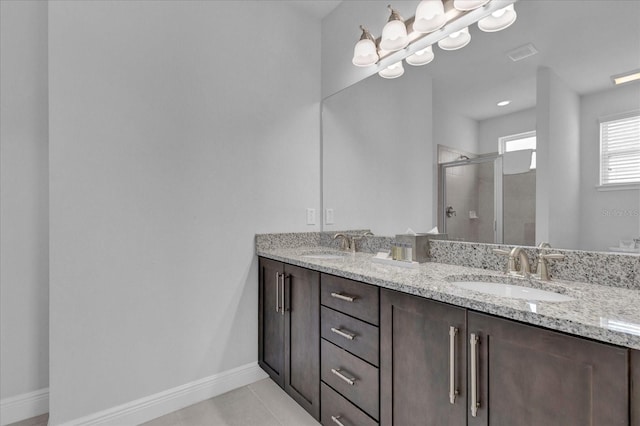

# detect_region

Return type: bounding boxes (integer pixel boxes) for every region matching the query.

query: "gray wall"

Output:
[579,85,640,250]
[478,108,536,155]
[46,1,320,424]
[323,67,434,235]
[536,67,581,249]
[0,0,50,407]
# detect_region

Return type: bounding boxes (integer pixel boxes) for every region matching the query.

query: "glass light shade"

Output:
[413,0,446,33]
[406,45,435,66]
[352,38,378,67]
[378,61,405,79]
[453,0,490,11]
[437,27,471,50]
[478,4,517,32]
[380,19,409,52]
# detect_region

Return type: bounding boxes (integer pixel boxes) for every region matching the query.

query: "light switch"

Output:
[306,208,316,225]
[325,208,334,225]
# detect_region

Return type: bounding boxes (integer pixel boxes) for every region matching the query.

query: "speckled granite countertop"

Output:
[257,246,640,350]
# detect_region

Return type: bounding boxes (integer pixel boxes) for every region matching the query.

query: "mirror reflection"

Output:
[322,0,640,252]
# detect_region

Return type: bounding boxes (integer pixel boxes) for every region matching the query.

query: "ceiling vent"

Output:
[507,43,538,62]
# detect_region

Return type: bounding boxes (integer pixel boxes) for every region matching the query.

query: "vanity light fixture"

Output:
[378,61,405,79]
[352,0,518,78]
[611,69,640,86]
[352,26,379,67]
[437,27,471,50]
[497,100,511,106]
[478,3,517,32]
[406,45,435,66]
[380,5,409,52]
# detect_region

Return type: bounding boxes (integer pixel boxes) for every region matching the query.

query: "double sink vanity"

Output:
[256,232,640,425]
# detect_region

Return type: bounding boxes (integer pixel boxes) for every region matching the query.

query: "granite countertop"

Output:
[257,246,640,350]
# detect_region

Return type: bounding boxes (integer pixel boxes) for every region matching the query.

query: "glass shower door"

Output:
[441,158,498,244]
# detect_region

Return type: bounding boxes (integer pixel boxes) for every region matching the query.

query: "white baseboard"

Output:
[55,362,268,426]
[0,387,49,426]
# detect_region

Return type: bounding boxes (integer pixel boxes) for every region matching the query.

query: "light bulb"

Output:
[413,0,446,33]
[352,26,378,67]
[478,4,517,32]
[380,6,409,52]
[437,27,470,50]
[406,45,435,66]
[453,0,490,11]
[378,61,405,79]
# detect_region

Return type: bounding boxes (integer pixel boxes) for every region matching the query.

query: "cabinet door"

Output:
[632,349,640,426]
[284,263,320,420]
[380,289,467,426]
[468,312,629,426]
[258,258,285,387]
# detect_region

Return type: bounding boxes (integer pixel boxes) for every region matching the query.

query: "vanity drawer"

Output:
[321,339,379,420]
[321,382,378,426]
[321,274,379,325]
[321,306,379,366]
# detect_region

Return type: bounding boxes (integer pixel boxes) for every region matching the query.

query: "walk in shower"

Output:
[439,154,536,246]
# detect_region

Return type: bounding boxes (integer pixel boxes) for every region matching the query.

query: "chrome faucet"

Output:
[493,246,531,277]
[534,242,565,281]
[333,231,374,253]
[333,233,351,251]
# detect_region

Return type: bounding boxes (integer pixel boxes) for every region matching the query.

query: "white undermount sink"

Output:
[301,253,346,260]
[451,281,574,302]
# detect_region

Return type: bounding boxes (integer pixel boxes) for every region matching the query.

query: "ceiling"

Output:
[288,0,342,19]
[418,0,640,121]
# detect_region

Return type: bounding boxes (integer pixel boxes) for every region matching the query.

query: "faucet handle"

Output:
[493,249,510,256]
[535,252,565,281]
[333,233,350,251]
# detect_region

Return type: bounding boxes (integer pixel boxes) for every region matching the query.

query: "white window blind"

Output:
[600,112,640,186]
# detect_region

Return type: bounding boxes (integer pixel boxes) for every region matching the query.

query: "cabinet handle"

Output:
[331,415,346,426]
[331,327,355,340]
[470,333,480,417]
[330,292,357,302]
[331,368,356,386]
[449,326,458,404]
[281,274,287,316]
[275,272,280,313]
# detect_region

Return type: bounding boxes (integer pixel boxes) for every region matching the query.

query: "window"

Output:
[499,130,536,169]
[600,111,640,187]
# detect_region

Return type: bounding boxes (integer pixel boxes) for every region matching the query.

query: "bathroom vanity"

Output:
[257,234,640,426]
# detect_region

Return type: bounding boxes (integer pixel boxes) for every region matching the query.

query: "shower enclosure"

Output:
[439,155,536,246]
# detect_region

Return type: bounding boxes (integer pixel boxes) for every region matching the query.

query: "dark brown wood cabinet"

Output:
[380,289,467,426]
[629,349,639,426]
[467,312,629,426]
[258,258,320,420]
[260,260,635,426]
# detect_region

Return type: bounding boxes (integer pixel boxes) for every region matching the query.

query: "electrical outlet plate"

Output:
[306,208,316,225]
[325,208,334,225]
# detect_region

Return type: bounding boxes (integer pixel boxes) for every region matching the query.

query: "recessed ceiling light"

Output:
[497,100,511,107]
[612,69,640,86]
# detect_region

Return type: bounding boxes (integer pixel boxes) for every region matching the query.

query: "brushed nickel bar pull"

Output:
[470,333,479,417]
[331,415,346,426]
[331,327,356,340]
[275,272,280,313]
[281,274,286,316]
[449,326,458,404]
[330,292,356,302]
[331,368,356,386]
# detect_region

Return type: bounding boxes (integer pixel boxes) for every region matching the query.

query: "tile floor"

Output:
[8,379,320,426]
